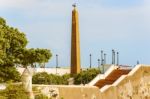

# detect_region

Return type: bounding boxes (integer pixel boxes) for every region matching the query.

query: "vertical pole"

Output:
[90,54,92,68]
[112,49,114,64]
[104,53,106,64]
[98,59,100,72]
[137,60,139,65]
[56,54,58,74]
[80,68,83,84]
[101,50,103,65]
[102,59,105,74]
[117,52,119,65]
[113,50,115,65]
[98,59,100,68]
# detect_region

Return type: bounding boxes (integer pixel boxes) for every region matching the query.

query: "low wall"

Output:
[17,68,70,75]
[33,85,102,99]
[31,65,150,99]
[101,65,150,99]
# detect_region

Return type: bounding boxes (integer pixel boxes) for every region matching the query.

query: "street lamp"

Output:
[56,54,58,74]
[113,50,115,65]
[89,54,92,68]
[137,60,139,65]
[101,50,103,65]
[98,59,100,72]
[104,53,106,64]
[112,49,116,65]
[98,59,100,67]
[117,52,119,65]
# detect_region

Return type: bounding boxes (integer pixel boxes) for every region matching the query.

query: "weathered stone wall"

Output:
[17,68,70,75]
[32,65,150,99]
[101,65,150,99]
[33,85,102,99]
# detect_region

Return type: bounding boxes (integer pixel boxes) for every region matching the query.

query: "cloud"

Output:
[78,0,150,42]
[0,0,150,66]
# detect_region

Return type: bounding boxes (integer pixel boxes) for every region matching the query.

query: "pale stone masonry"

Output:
[33,65,150,99]
[100,65,150,99]
[17,68,70,75]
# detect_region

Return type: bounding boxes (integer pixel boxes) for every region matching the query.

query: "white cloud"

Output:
[1,0,150,66]
[0,0,33,8]
[78,0,150,42]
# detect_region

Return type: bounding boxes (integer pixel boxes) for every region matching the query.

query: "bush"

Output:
[0,84,29,99]
[35,94,48,99]
[32,68,100,85]
[74,68,100,84]
[0,66,21,83]
[32,72,70,85]
[32,72,50,84]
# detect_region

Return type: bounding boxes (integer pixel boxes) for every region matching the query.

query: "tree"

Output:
[0,17,28,67]
[32,72,70,85]
[74,68,100,84]
[0,66,21,82]
[15,48,52,68]
[0,17,28,82]
[0,84,29,99]
[0,17,52,82]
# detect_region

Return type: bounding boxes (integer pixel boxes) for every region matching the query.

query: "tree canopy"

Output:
[32,72,70,85]
[0,17,28,66]
[0,17,52,82]
[15,48,52,68]
[74,68,100,84]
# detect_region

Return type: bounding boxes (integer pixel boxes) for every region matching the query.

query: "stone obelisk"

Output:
[71,4,81,74]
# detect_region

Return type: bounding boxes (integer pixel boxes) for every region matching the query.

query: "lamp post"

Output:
[102,59,105,74]
[98,59,100,67]
[113,50,115,65]
[98,59,100,72]
[112,49,114,64]
[112,49,116,65]
[89,54,92,68]
[137,60,139,65]
[104,53,106,64]
[56,54,58,74]
[101,50,103,65]
[117,52,119,65]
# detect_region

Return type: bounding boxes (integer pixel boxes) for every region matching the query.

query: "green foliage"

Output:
[0,84,29,99]
[32,72,50,84]
[0,17,27,82]
[0,17,28,67]
[35,94,48,99]
[62,74,71,85]
[32,72,70,85]
[15,48,52,68]
[74,68,100,84]
[32,69,100,85]
[0,66,21,83]
[0,17,52,82]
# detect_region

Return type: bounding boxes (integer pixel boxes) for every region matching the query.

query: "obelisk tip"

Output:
[72,3,76,8]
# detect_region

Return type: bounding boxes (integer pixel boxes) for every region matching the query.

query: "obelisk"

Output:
[71,4,81,75]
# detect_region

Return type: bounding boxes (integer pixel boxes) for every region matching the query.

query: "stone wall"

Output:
[33,85,102,99]
[17,68,70,75]
[32,65,150,99]
[101,65,150,99]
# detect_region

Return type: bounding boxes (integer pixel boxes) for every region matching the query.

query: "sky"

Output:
[0,0,150,68]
